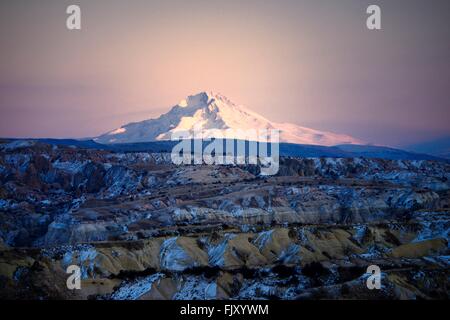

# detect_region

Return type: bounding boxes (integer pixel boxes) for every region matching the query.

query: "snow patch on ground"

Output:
[111,273,164,300]
[352,225,367,244]
[238,280,275,300]
[172,276,217,300]
[279,244,300,264]
[413,212,449,245]
[61,245,98,279]
[1,140,35,151]
[109,128,127,135]
[254,230,274,250]
[53,160,87,174]
[160,237,193,271]
[208,234,236,267]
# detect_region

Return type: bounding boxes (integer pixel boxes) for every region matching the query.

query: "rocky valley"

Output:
[0,140,449,300]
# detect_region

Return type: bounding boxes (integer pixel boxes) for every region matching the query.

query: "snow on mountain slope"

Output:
[95,91,363,146]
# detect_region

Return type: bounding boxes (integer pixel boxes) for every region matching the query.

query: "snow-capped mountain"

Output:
[95,91,363,146]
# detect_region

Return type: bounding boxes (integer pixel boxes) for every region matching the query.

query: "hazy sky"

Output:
[0,0,449,146]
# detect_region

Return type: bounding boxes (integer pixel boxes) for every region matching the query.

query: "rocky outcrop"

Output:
[1,218,448,299]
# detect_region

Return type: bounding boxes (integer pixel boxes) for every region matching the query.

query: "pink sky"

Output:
[0,0,449,147]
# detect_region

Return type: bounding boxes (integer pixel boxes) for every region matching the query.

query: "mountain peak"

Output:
[95,92,363,146]
[177,91,209,108]
[177,91,234,109]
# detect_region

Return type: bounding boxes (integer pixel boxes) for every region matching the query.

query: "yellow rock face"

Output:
[389,238,447,258]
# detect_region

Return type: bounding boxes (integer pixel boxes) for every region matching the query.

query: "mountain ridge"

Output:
[2,138,446,162]
[405,136,450,159]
